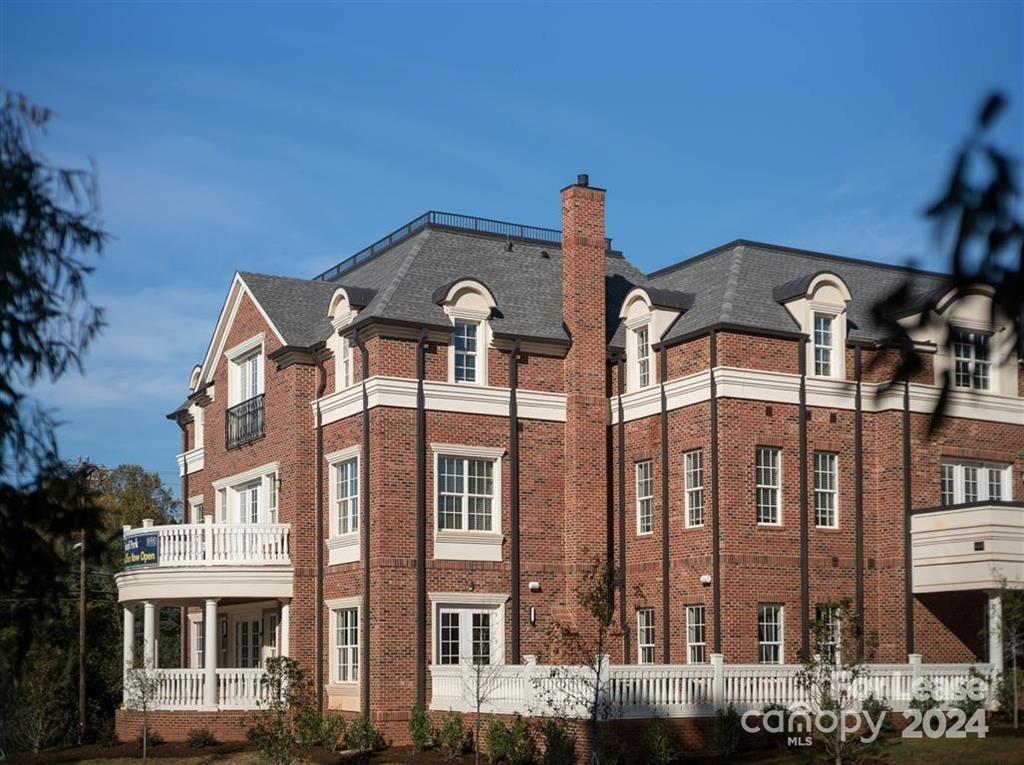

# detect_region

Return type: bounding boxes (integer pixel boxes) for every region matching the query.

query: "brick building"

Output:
[115,176,1024,743]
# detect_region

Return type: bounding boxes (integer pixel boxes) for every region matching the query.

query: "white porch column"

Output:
[142,601,156,669]
[280,599,290,657]
[988,591,1004,676]
[122,606,135,704]
[204,599,218,708]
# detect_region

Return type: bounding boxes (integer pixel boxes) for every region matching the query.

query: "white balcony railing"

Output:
[123,519,290,568]
[126,667,269,710]
[430,657,994,719]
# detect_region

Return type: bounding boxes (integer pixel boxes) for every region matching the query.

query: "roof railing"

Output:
[313,211,614,282]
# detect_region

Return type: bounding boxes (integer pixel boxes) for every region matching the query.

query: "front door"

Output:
[262,611,279,665]
[235,618,261,668]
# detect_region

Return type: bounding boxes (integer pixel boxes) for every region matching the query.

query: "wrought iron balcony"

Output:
[226,393,264,449]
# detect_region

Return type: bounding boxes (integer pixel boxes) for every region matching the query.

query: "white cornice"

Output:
[325,445,360,464]
[431,443,506,459]
[428,591,509,606]
[177,447,205,476]
[325,595,361,610]
[212,461,280,491]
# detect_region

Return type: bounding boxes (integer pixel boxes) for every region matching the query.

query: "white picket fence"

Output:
[429,656,994,719]
[124,518,290,567]
[127,667,270,710]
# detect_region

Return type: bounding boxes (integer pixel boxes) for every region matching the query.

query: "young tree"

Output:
[534,557,624,764]
[796,597,877,765]
[460,655,505,765]
[123,661,162,765]
[991,575,1024,729]
[244,656,309,765]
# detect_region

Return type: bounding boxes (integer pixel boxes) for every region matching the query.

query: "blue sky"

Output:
[2,1,1021,490]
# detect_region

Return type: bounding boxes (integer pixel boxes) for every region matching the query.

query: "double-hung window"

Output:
[637,608,655,664]
[813,314,834,376]
[814,452,838,528]
[758,604,783,664]
[334,608,359,682]
[815,604,840,664]
[756,447,781,525]
[338,337,353,389]
[952,329,991,391]
[438,456,495,532]
[335,458,359,535]
[453,321,479,383]
[684,450,704,527]
[636,326,651,388]
[636,461,654,535]
[686,605,707,663]
[940,460,1010,506]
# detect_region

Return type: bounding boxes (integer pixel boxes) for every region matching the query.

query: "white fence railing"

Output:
[123,518,290,567]
[125,667,269,710]
[429,655,994,719]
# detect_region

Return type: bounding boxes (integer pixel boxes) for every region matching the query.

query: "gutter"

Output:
[353,331,372,714]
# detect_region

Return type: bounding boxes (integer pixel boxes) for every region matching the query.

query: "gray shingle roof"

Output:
[231,229,950,357]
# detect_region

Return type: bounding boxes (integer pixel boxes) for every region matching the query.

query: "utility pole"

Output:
[78,526,86,744]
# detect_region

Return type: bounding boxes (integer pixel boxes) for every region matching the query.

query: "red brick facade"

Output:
[136,183,1023,745]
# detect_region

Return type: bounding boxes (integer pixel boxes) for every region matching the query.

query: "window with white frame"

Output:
[195,619,204,668]
[217,488,227,523]
[453,320,480,383]
[636,460,654,535]
[758,604,783,664]
[437,455,495,532]
[189,497,204,524]
[338,336,354,389]
[686,605,707,663]
[235,618,260,668]
[684,450,704,527]
[334,607,359,682]
[813,314,834,376]
[240,481,260,524]
[267,478,277,523]
[637,608,655,664]
[814,452,838,528]
[636,325,652,389]
[335,458,359,535]
[815,603,840,664]
[233,350,261,404]
[756,447,781,525]
[213,465,279,525]
[940,460,1010,506]
[435,605,501,666]
[952,329,991,391]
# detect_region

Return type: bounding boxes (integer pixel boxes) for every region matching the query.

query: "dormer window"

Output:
[636,325,651,388]
[453,320,479,383]
[237,351,260,402]
[952,328,991,390]
[813,314,834,376]
[338,336,354,389]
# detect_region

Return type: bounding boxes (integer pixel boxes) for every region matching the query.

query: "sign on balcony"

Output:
[124,532,160,568]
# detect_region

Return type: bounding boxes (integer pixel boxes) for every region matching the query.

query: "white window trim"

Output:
[625,315,654,392]
[212,461,280,525]
[326,445,361,564]
[813,452,839,529]
[431,444,504,561]
[758,604,784,665]
[951,327,993,392]
[637,608,655,664]
[686,604,707,664]
[756,447,783,526]
[684,449,704,528]
[940,460,1011,505]
[326,596,361,685]
[225,333,265,406]
[188,495,205,524]
[428,592,507,667]
[446,306,491,386]
[812,312,836,378]
[636,460,654,536]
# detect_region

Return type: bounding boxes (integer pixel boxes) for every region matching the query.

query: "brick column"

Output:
[561,175,609,627]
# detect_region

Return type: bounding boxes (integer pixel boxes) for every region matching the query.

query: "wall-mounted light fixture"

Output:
[528,581,541,592]
[699,574,712,586]
[530,606,537,625]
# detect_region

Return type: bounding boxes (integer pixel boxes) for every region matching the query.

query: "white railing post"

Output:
[711,653,725,710]
[203,515,214,564]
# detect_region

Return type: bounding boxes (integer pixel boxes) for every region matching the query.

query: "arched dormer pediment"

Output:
[188,365,202,394]
[328,285,376,330]
[433,278,498,317]
[773,270,852,307]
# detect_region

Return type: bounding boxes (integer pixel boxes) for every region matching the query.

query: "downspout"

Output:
[616,356,629,663]
[854,345,865,658]
[354,332,372,714]
[508,340,522,665]
[799,337,810,657]
[314,352,328,713]
[710,331,722,654]
[415,330,427,705]
[902,375,914,655]
[659,347,670,663]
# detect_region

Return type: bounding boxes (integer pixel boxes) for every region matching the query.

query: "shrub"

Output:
[595,733,626,765]
[996,667,1024,718]
[186,727,218,748]
[436,713,471,759]
[485,715,535,765]
[861,693,893,734]
[409,704,434,752]
[954,668,988,719]
[641,717,679,765]
[538,719,573,765]
[759,702,791,750]
[713,704,742,759]
[137,727,164,746]
[296,707,347,748]
[345,715,384,752]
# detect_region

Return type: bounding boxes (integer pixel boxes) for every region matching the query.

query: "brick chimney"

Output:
[561,173,609,612]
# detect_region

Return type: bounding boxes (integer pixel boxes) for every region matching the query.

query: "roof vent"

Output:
[577,173,589,187]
